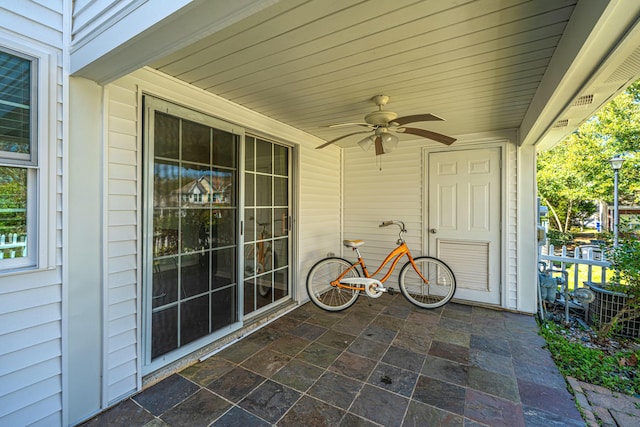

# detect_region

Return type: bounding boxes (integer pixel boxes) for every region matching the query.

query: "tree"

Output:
[538,81,640,232]
[0,166,27,236]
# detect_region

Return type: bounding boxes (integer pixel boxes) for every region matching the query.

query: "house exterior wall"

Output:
[0,2,64,426]
[63,66,344,423]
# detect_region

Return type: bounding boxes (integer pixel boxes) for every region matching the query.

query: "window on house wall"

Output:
[0,48,36,270]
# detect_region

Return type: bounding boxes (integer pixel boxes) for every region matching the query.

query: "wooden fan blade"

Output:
[328,122,372,128]
[393,113,444,126]
[374,136,384,155]
[316,131,371,149]
[398,127,456,145]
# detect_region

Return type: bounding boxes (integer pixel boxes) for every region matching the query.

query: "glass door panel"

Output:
[145,100,240,366]
[244,136,290,315]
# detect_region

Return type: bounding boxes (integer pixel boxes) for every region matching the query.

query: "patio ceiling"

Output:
[72,0,640,149]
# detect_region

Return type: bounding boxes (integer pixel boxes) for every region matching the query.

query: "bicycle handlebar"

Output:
[379,220,407,233]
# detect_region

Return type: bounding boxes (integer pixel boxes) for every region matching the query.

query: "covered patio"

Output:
[80,296,583,426]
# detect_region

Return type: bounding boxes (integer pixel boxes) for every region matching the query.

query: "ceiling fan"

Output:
[316,95,456,155]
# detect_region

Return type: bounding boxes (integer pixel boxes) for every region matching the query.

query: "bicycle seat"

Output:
[343,239,364,248]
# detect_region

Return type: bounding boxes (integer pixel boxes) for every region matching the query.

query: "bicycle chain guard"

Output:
[339,277,385,298]
[365,280,384,298]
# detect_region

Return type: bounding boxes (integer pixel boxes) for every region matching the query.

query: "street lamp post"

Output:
[609,155,625,247]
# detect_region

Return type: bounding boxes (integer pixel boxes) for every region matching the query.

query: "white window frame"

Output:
[0,35,56,273]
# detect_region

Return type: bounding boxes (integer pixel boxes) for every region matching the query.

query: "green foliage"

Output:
[546,229,574,246]
[609,239,640,289]
[538,80,640,232]
[0,166,27,235]
[540,321,640,395]
[597,238,640,337]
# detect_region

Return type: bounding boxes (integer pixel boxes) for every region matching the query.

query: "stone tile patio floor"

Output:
[82,294,596,426]
[569,377,640,427]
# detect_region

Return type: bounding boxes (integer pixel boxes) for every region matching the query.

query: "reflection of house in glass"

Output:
[179,175,231,205]
[152,168,233,208]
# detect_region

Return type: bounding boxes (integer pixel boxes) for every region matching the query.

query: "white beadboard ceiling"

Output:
[74,0,640,149]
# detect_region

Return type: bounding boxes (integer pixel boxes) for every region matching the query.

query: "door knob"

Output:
[430,228,437,234]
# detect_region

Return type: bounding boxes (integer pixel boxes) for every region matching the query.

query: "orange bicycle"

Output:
[245,218,274,297]
[306,220,456,311]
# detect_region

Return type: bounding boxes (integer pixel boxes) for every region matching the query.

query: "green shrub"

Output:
[547,229,574,246]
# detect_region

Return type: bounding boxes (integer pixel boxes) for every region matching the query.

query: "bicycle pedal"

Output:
[387,287,396,295]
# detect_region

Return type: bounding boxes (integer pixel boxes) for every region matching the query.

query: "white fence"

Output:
[0,233,27,258]
[539,243,611,289]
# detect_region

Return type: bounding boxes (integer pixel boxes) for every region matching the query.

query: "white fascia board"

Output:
[70,0,277,84]
[519,0,640,148]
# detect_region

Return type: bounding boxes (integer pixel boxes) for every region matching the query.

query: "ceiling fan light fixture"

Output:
[358,135,375,151]
[381,133,399,152]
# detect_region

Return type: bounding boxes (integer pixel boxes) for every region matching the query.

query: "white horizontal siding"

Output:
[1,323,61,355]
[343,142,424,273]
[0,2,64,426]
[72,0,142,43]
[102,81,140,405]
[298,143,343,296]
[506,141,518,309]
[0,4,63,46]
[0,301,61,337]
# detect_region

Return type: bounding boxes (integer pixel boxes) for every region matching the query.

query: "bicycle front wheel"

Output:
[307,257,360,311]
[399,256,456,309]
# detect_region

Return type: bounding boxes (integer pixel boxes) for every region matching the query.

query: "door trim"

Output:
[422,141,508,308]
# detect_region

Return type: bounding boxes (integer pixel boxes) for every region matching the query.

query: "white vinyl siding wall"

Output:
[342,136,520,310]
[505,140,518,309]
[104,83,140,402]
[342,144,424,272]
[298,144,342,285]
[72,0,143,42]
[0,1,64,426]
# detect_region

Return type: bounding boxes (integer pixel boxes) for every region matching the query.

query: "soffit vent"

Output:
[572,94,594,107]
[553,119,569,128]
[605,46,640,84]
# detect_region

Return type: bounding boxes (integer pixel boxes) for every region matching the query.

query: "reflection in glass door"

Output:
[144,98,241,368]
[244,136,290,314]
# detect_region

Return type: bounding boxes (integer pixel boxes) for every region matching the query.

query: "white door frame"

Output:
[422,140,508,308]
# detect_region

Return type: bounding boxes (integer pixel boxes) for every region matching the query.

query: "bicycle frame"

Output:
[331,242,428,291]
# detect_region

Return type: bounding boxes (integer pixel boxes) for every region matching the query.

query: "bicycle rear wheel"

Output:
[307,257,360,311]
[399,256,456,309]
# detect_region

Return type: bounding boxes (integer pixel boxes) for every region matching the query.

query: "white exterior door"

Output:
[428,148,501,305]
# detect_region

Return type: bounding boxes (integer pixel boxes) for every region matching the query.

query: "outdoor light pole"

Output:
[609,155,625,247]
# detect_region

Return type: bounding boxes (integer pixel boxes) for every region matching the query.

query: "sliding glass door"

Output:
[143,98,293,372]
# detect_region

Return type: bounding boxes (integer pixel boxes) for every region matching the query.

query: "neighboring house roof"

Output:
[70,1,640,151]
